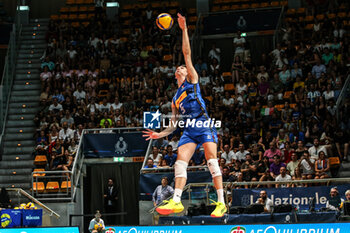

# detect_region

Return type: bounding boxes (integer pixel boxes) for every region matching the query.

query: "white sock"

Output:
[217,189,224,204]
[173,188,182,203]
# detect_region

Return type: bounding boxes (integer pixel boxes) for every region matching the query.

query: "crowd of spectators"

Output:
[33,1,350,186]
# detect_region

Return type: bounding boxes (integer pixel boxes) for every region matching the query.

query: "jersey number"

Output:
[179,102,186,114]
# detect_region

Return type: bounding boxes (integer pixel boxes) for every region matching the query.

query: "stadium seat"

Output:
[224,84,235,91]
[205,96,213,102]
[69,14,78,20]
[46,182,60,193]
[87,6,95,12]
[146,99,153,104]
[33,182,45,193]
[188,16,198,23]
[271,1,280,7]
[34,155,47,166]
[78,14,87,20]
[122,4,132,10]
[212,6,220,12]
[251,3,260,8]
[60,14,69,20]
[221,5,231,11]
[338,12,347,18]
[328,13,336,19]
[231,5,240,10]
[163,54,173,62]
[87,13,94,19]
[188,8,196,15]
[286,8,296,15]
[151,2,161,8]
[280,1,288,6]
[316,14,325,21]
[260,2,269,8]
[82,22,90,27]
[146,45,153,51]
[222,72,232,77]
[71,22,80,27]
[289,103,297,109]
[120,12,130,18]
[241,4,250,9]
[79,6,88,12]
[60,7,69,13]
[66,0,75,4]
[169,2,179,7]
[304,24,314,30]
[296,8,306,15]
[50,15,59,20]
[304,15,314,22]
[329,157,340,167]
[33,168,45,177]
[69,6,78,13]
[61,181,72,192]
[98,90,109,98]
[169,9,177,15]
[283,91,293,99]
[188,25,196,31]
[75,0,84,4]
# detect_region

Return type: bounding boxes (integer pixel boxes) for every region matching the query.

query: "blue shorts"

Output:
[178,122,218,148]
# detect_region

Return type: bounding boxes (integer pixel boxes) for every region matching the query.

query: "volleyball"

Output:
[156,13,173,30]
[1,213,11,228]
[26,202,35,209]
[94,223,102,230]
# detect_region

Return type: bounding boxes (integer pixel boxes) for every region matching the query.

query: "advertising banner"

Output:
[83,132,148,158]
[22,209,42,227]
[0,227,79,233]
[105,223,350,233]
[231,184,350,210]
[0,209,22,228]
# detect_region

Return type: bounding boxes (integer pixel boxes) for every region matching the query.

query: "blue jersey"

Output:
[172,79,218,147]
[172,79,208,120]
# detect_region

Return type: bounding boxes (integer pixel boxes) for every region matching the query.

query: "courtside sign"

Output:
[106,223,350,233]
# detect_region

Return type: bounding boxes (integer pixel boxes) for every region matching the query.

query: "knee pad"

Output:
[174,160,188,178]
[207,158,222,178]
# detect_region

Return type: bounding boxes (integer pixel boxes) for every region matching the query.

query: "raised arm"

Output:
[143,103,178,140]
[177,13,198,84]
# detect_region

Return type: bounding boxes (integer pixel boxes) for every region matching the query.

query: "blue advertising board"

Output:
[0,227,79,233]
[22,209,42,227]
[83,132,148,158]
[0,209,21,228]
[231,184,350,210]
[105,223,350,233]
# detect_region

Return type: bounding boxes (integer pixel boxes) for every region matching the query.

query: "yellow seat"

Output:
[33,168,45,177]
[60,14,68,20]
[120,12,130,18]
[329,157,340,167]
[79,6,88,12]
[251,3,259,8]
[66,0,75,4]
[87,6,95,12]
[188,25,196,31]
[69,6,78,13]
[241,4,250,9]
[316,14,325,21]
[188,8,196,15]
[68,14,78,20]
[163,54,173,62]
[170,2,179,7]
[338,12,346,18]
[328,13,336,19]
[46,182,60,193]
[296,8,306,15]
[76,0,84,4]
[71,22,80,27]
[283,91,294,99]
[34,155,47,166]
[205,96,213,102]
[212,6,220,12]
[271,1,280,7]
[98,90,109,98]
[169,9,177,15]
[189,16,198,23]
[82,22,90,27]
[33,182,45,193]
[78,14,87,20]
[50,15,59,20]
[60,7,69,13]
[304,24,314,30]
[224,84,235,91]
[87,13,95,19]
[289,103,297,109]
[222,72,232,77]
[61,181,72,192]
[260,2,269,8]
[286,8,296,15]
[304,15,314,22]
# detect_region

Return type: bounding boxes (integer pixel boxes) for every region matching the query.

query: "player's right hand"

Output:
[142,129,160,141]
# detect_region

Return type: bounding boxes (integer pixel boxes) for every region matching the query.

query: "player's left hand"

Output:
[142,129,160,141]
[177,13,187,30]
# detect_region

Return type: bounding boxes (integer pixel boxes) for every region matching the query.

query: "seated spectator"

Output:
[264,142,282,163]
[295,140,307,158]
[281,141,293,164]
[60,110,74,127]
[149,146,162,166]
[163,145,177,167]
[221,144,235,166]
[298,151,315,181]
[269,155,286,180]
[289,126,305,144]
[275,167,292,188]
[241,154,258,181]
[287,153,299,178]
[144,158,157,168]
[222,166,236,182]
[152,137,169,150]
[308,138,327,160]
[168,135,179,152]
[50,145,65,171]
[191,148,205,166]
[314,151,330,179]
[255,190,273,213]
[326,187,344,211]
[49,97,63,113]
[36,130,48,148]
[62,150,74,178]
[158,159,170,168]
[234,143,250,162]
[59,122,74,143]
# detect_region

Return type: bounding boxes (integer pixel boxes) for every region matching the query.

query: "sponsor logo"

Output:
[105,228,116,233]
[1,213,11,227]
[115,136,128,155]
[231,226,246,233]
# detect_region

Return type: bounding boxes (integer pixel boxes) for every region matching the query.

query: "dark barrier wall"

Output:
[84,162,142,228]
[139,171,212,201]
